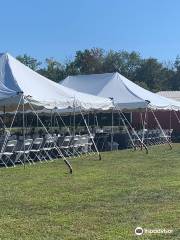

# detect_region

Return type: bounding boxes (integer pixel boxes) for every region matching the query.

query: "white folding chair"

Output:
[78,135,89,155]
[86,135,95,154]
[40,137,56,161]
[29,138,43,163]
[70,136,81,157]
[15,139,33,165]
[59,136,73,157]
[0,140,17,167]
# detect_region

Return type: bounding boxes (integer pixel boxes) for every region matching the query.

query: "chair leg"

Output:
[0,157,8,168]
[15,153,25,165]
[5,155,16,167]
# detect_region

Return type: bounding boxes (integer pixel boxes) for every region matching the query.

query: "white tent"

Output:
[61,72,180,111]
[61,73,147,110]
[0,53,113,112]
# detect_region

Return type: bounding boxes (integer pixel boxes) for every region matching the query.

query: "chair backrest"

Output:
[80,136,89,145]
[72,136,80,146]
[88,135,94,140]
[43,137,56,148]
[32,138,43,150]
[87,135,94,146]
[64,136,72,141]
[61,136,72,147]
[57,136,64,147]
[5,140,17,152]
[9,135,17,140]
[24,139,33,151]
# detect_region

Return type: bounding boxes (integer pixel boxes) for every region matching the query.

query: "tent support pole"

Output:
[116,108,136,151]
[50,110,53,134]
[130,112,133,124]
[173,110,180,124]
[93,110,96,135]
[22,94,26,168]
[111,107,114,151]
[1,94,23,154]
[141,107,148,150]
[80,107,101,160]
[3,105,5,133]
[73,100,76,137]
[73,99,76,156]
[56,110,71,135]
[0,116,6,132]
[36,112,38,128]
[170,110,172,131]
[0,94,23,167]
[88,111,90,126]
[116,107,148,154]
[151,109,172,150]
[27,100,73,174]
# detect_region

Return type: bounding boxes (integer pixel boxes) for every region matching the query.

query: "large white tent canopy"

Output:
[60,72,180,111]
[0,53,113,112]
[61,73,148,110]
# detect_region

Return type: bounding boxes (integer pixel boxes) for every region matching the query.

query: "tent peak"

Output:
[0,52,12,57]
[0,53,113,111]
[61,72,180,111]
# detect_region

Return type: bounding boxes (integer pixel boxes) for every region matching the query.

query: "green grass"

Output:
[0,144,180,240]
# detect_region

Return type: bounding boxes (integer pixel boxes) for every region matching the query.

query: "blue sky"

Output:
[0,0,180,63]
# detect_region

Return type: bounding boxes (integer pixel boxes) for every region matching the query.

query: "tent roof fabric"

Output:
[61,73,147,110]
[157,91,180,102]
[0,53,113,111]
[61,72,180,111]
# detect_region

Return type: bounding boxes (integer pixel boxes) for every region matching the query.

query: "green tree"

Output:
[65,61,80,76]
[16,49,177,92]
[103,50,142,80]
[134,58,166,91]
[73,48,105,74]
[16,54,41,71]
[38,58,66,82]
[170,56,180,90]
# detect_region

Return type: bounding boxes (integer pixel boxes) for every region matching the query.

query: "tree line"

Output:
[17,48,180,92]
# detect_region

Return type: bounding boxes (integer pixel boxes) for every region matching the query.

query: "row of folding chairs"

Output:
[0,134,94,168]
[128,129,172,148]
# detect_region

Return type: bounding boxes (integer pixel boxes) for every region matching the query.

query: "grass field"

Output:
[0,144,180,240]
